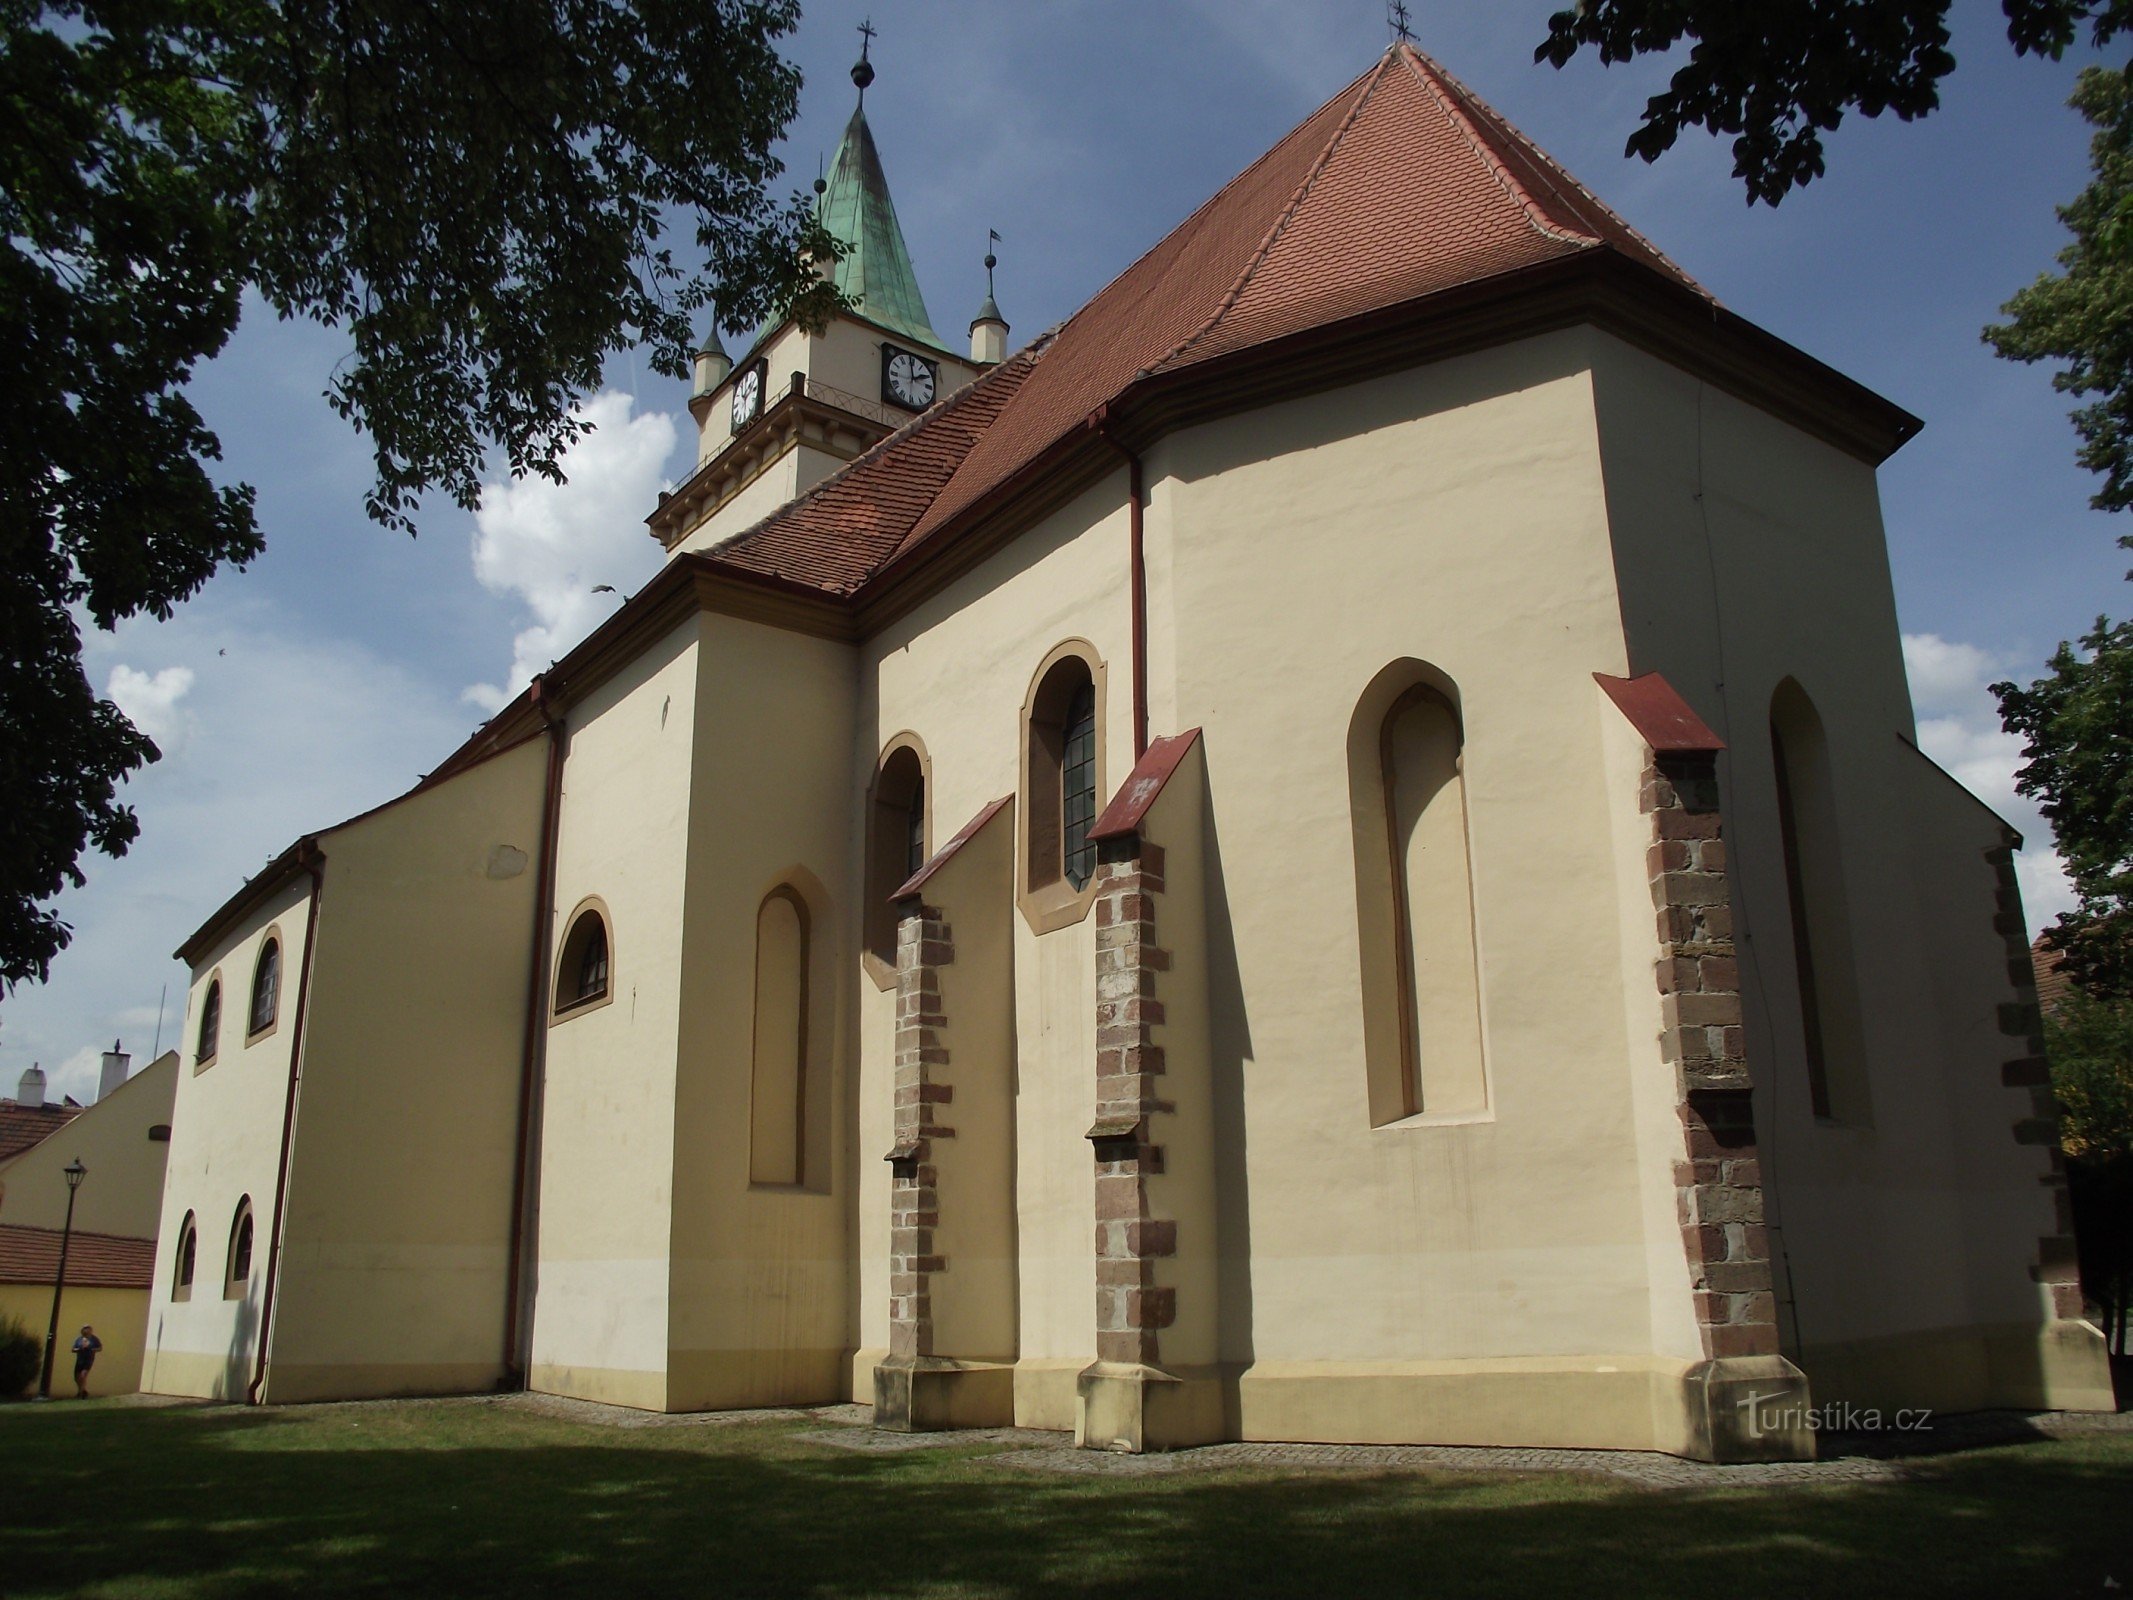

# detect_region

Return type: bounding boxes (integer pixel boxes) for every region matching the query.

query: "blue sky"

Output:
[4,0,2123,1104]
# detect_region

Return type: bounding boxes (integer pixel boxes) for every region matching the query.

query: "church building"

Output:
[139,42,2112,1460]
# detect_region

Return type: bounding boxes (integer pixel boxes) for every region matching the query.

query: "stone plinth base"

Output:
[1075,1361,1225,1453]
[1675,1355,1815,1463]
[872,1357,1014,1432]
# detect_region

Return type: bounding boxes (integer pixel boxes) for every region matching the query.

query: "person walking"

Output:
[70,1326,102,1399]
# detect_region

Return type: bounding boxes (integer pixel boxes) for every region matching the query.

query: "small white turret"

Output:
[16,1063,45,1110]
[691,319,731,400]
[970,235,1009,365]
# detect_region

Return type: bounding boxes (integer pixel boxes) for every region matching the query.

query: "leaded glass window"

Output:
[1062,683,1098,889]
[907,777,927,878]
[576,920,609,1004]
[248,939,280,1035]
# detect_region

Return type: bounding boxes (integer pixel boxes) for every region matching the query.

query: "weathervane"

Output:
[1387,0,1414,45]
[985,229,1001,297]
[853,17,877,101]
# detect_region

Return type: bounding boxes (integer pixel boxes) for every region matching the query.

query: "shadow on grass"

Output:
[1,1403,2128,1599]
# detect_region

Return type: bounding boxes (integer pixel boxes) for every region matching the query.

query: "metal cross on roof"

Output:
[1387,0,1414,44]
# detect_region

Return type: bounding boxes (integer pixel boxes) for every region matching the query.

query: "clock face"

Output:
[731,363,764,430]
[882,347,937,411]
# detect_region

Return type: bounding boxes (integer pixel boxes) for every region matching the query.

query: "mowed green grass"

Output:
[2,1399,2130,1599]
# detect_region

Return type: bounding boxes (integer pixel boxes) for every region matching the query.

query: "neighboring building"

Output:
[0,1228,156,1396]
[0,1048,180,1395]
[142,43,2111,1458]
[1,1068,82,1164]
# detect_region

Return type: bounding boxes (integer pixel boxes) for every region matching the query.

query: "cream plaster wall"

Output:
[262,738,545,1402]
[1151,330,1654,1368]
[665,615,857,1410]
[142,877,313,1400]
[858,477,1135,1416]
[530,620,702,1409]
[0,1052,176,1238]
[1588,335,2094,1405]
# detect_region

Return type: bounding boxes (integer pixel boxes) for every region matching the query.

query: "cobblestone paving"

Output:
[796,1424,1062,1453]
[486,1392,813,1430]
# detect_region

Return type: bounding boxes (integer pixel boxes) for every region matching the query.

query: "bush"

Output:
[0,1316,40,1398]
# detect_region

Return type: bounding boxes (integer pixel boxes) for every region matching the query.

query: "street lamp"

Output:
[37,1158,87,1401]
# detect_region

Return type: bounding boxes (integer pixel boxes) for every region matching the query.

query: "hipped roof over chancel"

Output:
[687,43,1913,607]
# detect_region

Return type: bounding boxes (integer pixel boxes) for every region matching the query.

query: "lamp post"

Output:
[37,1158,87,1400]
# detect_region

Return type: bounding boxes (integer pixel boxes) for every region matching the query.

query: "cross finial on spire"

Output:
[852,18,877,100]
[1387,0,1414,45]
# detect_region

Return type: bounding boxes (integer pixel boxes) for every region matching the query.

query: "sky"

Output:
[3,0,2125,1107]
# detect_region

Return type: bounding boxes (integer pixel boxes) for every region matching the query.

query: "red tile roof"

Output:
[699,44,1712,600]
[0,1225,156,1289]
[0,1100,84,1164]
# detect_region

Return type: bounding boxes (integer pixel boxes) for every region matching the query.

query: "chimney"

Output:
[99,1039,131,1102]
[16,1064,45,1110]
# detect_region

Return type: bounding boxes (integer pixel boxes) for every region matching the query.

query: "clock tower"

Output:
[655,32,996,558]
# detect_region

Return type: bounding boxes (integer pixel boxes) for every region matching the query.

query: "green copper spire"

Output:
[815,101,948,354]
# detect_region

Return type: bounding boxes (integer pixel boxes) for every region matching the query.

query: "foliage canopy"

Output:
[0,0,838,986]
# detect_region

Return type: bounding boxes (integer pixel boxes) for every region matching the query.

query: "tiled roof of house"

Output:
[0,1100,84,1164]
[699,42,1709,599]
[0,1225,156,1289]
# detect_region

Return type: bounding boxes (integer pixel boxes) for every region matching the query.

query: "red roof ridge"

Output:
[1152,56,1391,375]
[1394,45,1598,254]
[702,336,1052,593]
[1400,43,1710,301]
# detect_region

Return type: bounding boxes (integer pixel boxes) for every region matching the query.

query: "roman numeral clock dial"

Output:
[881,345,938,411]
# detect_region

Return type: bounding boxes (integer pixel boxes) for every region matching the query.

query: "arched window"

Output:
[225,1198,254,1299]
[195,978,222,1067]
[1348,663,1487,1125]
[1020,643,1106,931]
[553,902,613,1018]
[749,887,810,1186]
[247,937,281,1039]
[173,1212,197,1302]
[864,737,930,980]
[1770,680,1868,1123]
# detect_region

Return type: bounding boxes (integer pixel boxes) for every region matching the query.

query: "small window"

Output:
[864,739,930,980]
[1020,644,1106,931]
[553,903,613,1018]
[247,938,281,1038]
[225,1198,254,1299]
[173,1212,197,1302]
[195,979,222,1067]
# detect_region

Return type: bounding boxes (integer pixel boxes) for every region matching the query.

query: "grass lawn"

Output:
[2,1399,2130,1598]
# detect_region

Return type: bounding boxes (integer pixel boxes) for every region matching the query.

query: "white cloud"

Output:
[463,390,673,711]
[2,593,470,1100]
[105,664,196,749]
[1902,632,2075,923]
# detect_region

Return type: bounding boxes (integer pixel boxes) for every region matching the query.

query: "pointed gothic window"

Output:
[1770,680,1869,1123]
[247,938,281,1038]
[749,888,811,1187]
[1021,644,1105,930]
[225,1198,254,1299]
[1062,683,1098,890]
[1348,663,1489,1125]
[173,1212,197,1302]
[865,739,930,981]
